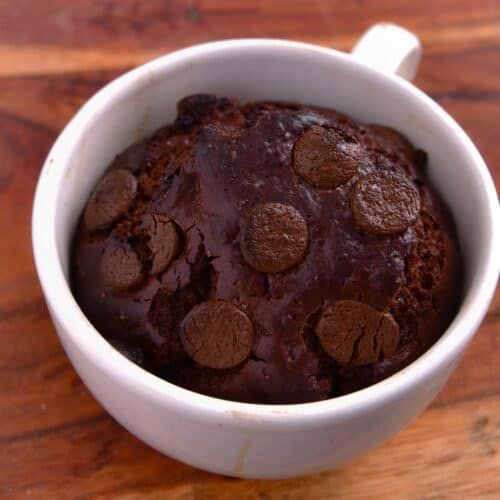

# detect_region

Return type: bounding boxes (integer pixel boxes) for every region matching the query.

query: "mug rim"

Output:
[32,38,499,427]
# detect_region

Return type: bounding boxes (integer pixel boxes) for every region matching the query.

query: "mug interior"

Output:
[38,40,497,412]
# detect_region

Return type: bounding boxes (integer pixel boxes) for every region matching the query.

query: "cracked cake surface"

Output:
[71,94,461,404]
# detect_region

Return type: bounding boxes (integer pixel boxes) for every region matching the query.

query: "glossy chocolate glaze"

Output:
[72,95,461,403]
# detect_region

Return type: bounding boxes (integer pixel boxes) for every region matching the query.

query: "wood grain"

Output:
[0,1,499,498]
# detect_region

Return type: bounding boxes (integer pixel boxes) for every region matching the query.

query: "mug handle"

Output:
[350,23,422,82]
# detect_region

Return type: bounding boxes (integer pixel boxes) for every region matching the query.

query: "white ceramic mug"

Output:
[32,24,499,478]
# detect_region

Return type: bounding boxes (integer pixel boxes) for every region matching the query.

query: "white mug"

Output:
[32,24,499,478]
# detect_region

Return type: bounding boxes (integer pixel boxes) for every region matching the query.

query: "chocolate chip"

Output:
[351,170,420,235]
[240,202,308,273]
[84,169,137,232]
[180,300,254,369]
[293,126,362,188]
[140,213,180,275]
[101,240,143,290]
[315,300,400,366]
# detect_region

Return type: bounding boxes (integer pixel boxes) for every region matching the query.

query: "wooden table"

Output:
[1,1,499,498]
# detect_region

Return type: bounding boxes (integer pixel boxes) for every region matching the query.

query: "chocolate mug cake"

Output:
[71,94,461,404]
